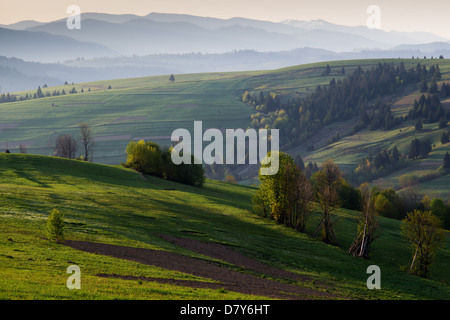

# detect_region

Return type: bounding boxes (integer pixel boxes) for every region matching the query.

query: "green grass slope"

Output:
[0,154,449,299]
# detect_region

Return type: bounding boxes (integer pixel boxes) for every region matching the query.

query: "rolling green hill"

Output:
[0,153,449,299]
[2,58,450,196]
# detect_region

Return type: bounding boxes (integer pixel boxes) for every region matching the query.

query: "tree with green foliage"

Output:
[311,159,342,244]
[401,210,445,277]
[46,209,64,243]
[125,140,204,187]
[169,74,175,82]
[253,151,313,232]
[125,140,164,176]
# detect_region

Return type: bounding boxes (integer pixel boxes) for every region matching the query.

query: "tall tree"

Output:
[347,183,378,258]
[443,152,450,169]
[79,123,94,162]
[312,159,342,244]
[253,152,313,232]
[401,210,445,277]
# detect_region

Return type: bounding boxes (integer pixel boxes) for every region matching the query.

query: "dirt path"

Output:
[64,237,337,300]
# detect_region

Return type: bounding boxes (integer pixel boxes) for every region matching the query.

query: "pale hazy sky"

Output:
[1,0,450,39]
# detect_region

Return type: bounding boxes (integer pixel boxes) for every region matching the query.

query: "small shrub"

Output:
[46,209,64,243]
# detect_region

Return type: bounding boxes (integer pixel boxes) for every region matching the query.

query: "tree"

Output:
[401,210,445,277]
[125,140,164,176]
[46,209,64,243]
[347,183,378,258]
[408,138,421,159]
[415,118,423,131]
[54,134,78,159]
[79,123,94,162]
[36,86,44,98]
[392,145,400,162]
[429,78,438,94]
[18,144,27,154]
[253,152,313,232]
[312,159,342,244]
[419,138,432,158]
[124,141,204,187]
[420,80,428,93]
[443,152,450,170]
[399,174,420,213]
[323,64,331,76]
[439,117,448,129]
[169,74,175,82]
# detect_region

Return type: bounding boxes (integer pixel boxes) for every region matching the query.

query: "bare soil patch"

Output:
[64,238,337,300]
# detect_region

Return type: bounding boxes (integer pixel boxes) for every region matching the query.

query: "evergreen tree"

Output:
[420,80,428,93]
[169,74,175,82]
[429,78,438,93]
[392,146,400,162]
[439,117,448,129]
[441,132,450,144]
[409,138,421,159]
[419,139,432,157]
[443,152,450,169]
[415,118,423,131]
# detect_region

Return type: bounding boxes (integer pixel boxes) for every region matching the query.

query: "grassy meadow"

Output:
[0,153,449,300]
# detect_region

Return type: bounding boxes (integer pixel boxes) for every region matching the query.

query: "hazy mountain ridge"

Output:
[1,12,450,92]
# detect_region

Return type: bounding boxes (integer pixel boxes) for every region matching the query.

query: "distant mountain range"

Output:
[1,12,450,92]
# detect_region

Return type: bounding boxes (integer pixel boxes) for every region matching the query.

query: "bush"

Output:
[125,140,205,187]
[46,209,64,243]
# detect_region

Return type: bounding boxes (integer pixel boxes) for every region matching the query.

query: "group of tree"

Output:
[355,146,403,182]
[124,140,205,187]
[245,62,439,149]
[439,82,450,98]
[0,85,91,105]
[409,94,447,124]
[408,137,432,160]
[252,152,448,277]
[253,152,358,244]
[53,123,95,161]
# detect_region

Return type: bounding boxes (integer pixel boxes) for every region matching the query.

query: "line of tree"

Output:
[0,85,91,104]
[252,152,448,276]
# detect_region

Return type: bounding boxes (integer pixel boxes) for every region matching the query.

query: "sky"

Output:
[1,0,450,39]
